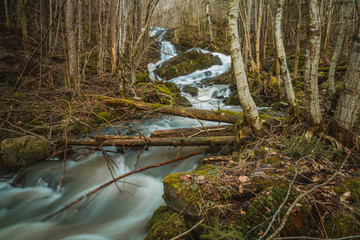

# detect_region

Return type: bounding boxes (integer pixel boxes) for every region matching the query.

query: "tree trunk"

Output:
[206,1,215,44]
[323,0,334,51]
[274,0,296,107]
[40,0,49,54]
[293,0,302,81]
[57,136,235,147]
[65,0,79,92]
[17,0,30,55]
[110,0,118,75]
[327,0,354,99]
[332,24,360,145]
[255,0,264,83]
[5,0,11,27]
[228,0,263,136]
[304,0,322,126]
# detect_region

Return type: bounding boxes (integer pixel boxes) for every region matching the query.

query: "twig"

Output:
[169,219,205,240]
[265,172,339,240]
[273,236,360,240]
[42,149,206,221]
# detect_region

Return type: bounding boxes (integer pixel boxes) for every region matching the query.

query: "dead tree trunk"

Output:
[57,136,235,147]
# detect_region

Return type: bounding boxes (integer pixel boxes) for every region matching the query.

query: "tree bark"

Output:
[274,0,296,107]
[293,0,302,81]
[150,125,240,138]
[65,0,79,91]
[328,0,355,99]
[228,0,263,135]
[40,0,49,54]
[323,0,334,51]
[110,0,118,75]
[206,1,215,44]
[304,0,322,126]
[17,0,30,55]
[5,0,11,27]
[57,136,235,147]
[332,24,360,145]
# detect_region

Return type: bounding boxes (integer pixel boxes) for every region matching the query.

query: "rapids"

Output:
[0,27,236,240]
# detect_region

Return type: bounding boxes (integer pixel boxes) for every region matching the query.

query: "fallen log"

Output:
[57,135,235,147]
[89,95,244,124]
[150,125,237,138]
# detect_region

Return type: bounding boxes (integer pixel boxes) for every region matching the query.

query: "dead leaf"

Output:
[238,176,250,183]
[180,175,190,181]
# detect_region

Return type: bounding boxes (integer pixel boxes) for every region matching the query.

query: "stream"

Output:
[0,27,238,240]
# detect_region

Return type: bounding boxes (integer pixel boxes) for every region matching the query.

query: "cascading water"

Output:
[0,27,236,240]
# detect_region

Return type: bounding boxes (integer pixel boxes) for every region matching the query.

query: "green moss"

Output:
[333,178,360,203]
[96,112,114,123]
[27,117,43,126]
[156,84,173,96]
[10,92,25,99]
[135,72,149,83]
[325,210,360,238]
[146,206,188,240]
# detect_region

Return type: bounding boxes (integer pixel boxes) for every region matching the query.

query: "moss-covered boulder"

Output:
[145,206,188,240]
[154,50,222,80]
[1,135,50,170]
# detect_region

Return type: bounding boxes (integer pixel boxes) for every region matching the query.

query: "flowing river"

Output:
[0,27,238,240]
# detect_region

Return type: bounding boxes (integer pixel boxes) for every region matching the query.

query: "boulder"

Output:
[154,50,222,80]
[1,135,50,170]
[182,85,199,97]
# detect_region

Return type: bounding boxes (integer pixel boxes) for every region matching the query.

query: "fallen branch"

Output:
[88,95,245,123]
[43,150,207,221]
[150,125,239,138]
[57,135,235,147]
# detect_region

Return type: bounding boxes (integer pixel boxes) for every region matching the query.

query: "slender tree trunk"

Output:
[274,0,296,107]
[110,0,118,75]
[40,0,49,54]
[65,0,79,91]
[5,0,11,27]
[206,1,215,44]
[304,0,322,126]
[255,0,264,83]
[328,0,355,99]
[323,0,334,51]
[17,0,30,55]
[332,24,360,145]
[293,0,302,81]
[229,0,263,136]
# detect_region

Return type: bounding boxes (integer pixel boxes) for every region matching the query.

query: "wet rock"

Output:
[1,135,50,170]
[182,85,199,97]
[145,206,188,240]
[154,50,222,80]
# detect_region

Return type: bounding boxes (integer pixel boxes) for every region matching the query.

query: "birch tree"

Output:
[65,0,79,91]
[304,0,322,126]
[327,0,355,99]
[229,0,263,136]
[332,24,360,145]
[274,0,296,107]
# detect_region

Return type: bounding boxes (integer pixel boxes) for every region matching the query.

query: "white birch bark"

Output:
[328,0,355,98]
[229,0,263,136]
[65,0,79,90]
[304,0,322,126]
[333,25,360,145]
[274,0,296,107]
[206,1,215,44]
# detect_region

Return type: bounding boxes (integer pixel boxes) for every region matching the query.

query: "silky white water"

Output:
[0,27,235,240]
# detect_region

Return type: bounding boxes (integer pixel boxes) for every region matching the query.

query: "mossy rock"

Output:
[162,164,218,219]
[1,135,50,170]
[96,112,114,123]
[154,50,222,80]
[135,72,150,84]
[145,206,188,240]
[225,93,240,106]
